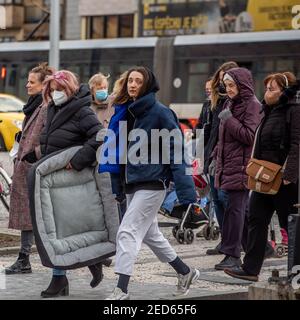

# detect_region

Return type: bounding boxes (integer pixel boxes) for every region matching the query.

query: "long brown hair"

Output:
[113,67,153,105]
[211,61,238,110]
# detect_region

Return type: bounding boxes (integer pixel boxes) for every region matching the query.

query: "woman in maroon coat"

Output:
[6,63,54,275]
[213,67,261,270]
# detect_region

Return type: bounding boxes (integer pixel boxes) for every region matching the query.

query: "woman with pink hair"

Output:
[34,70,110,298]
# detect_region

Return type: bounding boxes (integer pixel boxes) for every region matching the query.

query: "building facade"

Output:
[79,0,139,39]
[0,0,67,42]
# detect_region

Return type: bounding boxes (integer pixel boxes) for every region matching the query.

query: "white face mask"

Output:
[52,90,68,106]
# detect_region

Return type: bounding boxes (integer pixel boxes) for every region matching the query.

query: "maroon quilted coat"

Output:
[214,68,262,191]
[9,103,47,230]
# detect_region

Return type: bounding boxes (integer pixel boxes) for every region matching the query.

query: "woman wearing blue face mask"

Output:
[89,73,114,128]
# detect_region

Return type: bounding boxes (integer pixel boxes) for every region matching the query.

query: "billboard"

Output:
[140,0,300,37]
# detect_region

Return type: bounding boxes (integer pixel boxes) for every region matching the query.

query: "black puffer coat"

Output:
[40,84,103,171]
[254,81,300,184]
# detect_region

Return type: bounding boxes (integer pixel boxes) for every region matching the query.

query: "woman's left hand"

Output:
[66,162,73,170]
[283,179,291,185]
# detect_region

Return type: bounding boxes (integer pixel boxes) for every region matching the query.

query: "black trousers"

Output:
[243,183,298,276]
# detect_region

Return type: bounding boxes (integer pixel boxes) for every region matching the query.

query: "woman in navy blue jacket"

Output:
[100,67,199,300]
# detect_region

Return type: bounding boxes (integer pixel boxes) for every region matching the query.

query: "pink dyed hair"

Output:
[42,70,79,105]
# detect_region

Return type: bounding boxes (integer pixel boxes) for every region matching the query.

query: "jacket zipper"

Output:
[125,107,137,184]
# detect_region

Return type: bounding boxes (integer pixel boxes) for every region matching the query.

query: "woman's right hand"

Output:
[66,162,73,170]
[208,159,216,177]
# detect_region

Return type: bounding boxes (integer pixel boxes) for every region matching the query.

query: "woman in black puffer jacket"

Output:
[225,72,300,282]
[36,70,109,298]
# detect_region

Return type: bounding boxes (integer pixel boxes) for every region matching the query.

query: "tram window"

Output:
[258,60,274,72]
[276,59,294,72]
[119,64,135,74]
[189,62,209,74]
[9,69,16,87]
[255,74,268,101]
[188,74,207,103]
[94,65,111,78]
[236,61,252,71]
[296,60,300,78]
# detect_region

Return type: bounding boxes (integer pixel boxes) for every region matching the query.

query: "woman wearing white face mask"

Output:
[38,70,112,298]
[89,73,114,128]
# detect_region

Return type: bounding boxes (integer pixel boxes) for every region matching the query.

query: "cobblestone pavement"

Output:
[0,153,288,300]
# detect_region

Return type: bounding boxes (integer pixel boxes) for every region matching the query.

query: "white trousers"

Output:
[114,189,178,276]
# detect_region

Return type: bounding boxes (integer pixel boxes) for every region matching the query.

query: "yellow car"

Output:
[0,94,25,151]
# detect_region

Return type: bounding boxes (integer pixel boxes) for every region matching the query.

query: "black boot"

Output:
[41,275,69,298]
[5,253,32,275]
[88,258,112,288]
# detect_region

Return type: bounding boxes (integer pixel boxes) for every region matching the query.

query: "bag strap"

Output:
[251,125,261,158]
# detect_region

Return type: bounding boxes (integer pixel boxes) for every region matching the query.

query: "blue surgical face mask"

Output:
[95,89,108,102]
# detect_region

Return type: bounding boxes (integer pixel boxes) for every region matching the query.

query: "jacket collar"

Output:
[23,104,43,133]
[45,85,92,134]
[128,92,156,118]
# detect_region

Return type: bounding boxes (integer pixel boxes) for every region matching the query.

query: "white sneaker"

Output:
[173,268,200,296]
[105,287,130,300]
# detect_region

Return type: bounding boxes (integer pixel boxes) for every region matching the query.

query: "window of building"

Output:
[25,5,44,23]
[119,15,134,37]
[0,0,23,4]
[187,61,210,103]
[85,14,134,39]
[106,16,118,38]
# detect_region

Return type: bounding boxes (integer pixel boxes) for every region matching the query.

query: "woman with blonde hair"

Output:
[203,61,238,255]
[89,72,114,128]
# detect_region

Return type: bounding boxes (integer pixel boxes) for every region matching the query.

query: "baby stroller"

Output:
[269,215,288,258]
[160,159,220,244]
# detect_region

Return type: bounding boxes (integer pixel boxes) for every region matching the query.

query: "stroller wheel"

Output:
[184,229,194,244]
[203,225,212,240]
[176,229,185,244]
[172,226,179,238]
[275,245,287,258]
[210,226,220,241]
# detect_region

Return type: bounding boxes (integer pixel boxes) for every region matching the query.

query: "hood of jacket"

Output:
[225,67,255,102]
[128,68,160,118]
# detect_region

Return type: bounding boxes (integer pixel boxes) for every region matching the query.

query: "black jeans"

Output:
[243,183,298,276]
[209,175,228,232]
[20,230,34,256]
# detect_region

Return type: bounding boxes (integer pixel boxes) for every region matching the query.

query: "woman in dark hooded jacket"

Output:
[213,67,261,270]
[100,67,199,300]
[36,70,110,298]
[225,72,300,282]
[202,61,238,255]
